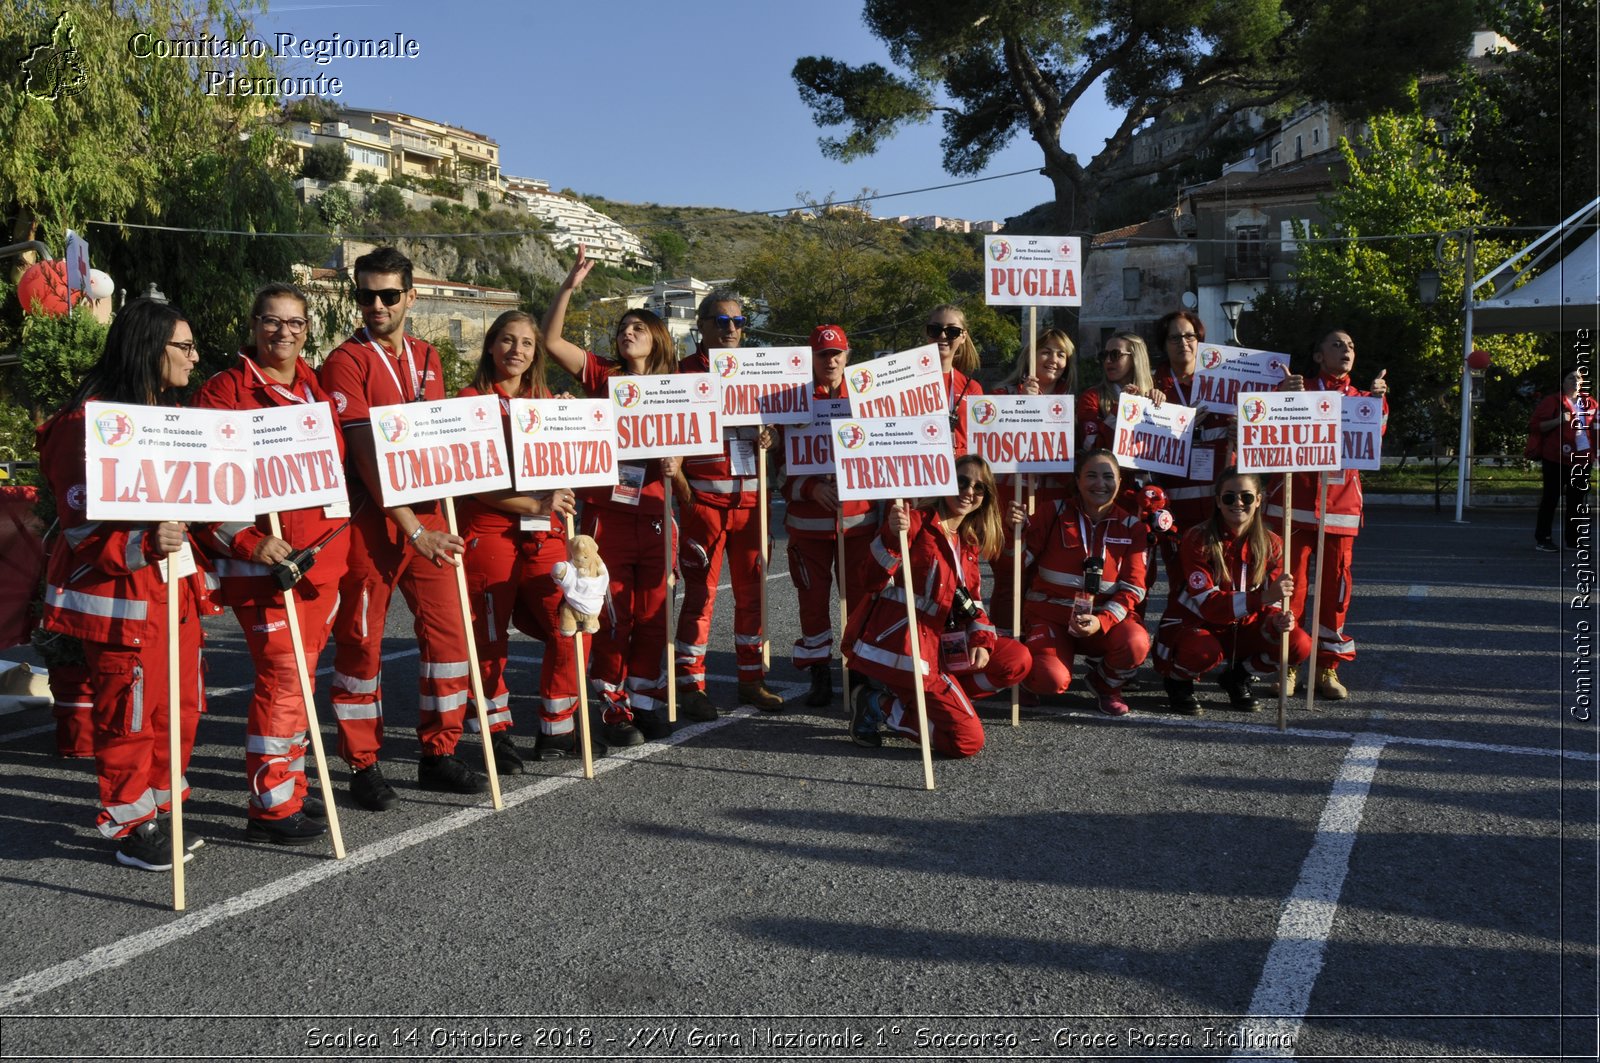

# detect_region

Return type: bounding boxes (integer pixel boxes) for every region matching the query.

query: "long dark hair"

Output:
[69,298,189,409]
[1202,468,1276,588]
[471,310,550,397]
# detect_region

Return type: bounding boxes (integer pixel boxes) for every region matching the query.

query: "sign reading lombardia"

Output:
[85,401,255,522]
[831,415,959,501]
[710,346,814,428]
[983,235,1082,307]
[609,373,722,460]
[368,394,511,507]
[508,398,619,491]
[1235,391,1343,473]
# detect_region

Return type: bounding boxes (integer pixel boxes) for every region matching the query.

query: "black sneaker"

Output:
[116,820,192,871]
[1217,664,1260,712]
[532,729,609,761]
[245,812,327,847]
[602,718,644,747]
[491,732,526,775]
[1535,539,1558,553]
[350,763,398,811]
[632,708,672,741]
[805,664,833,708]
[1162,677,1203,716]
[418,753,488,794]
[850,685,884,748]
[154,813,205,852]
[301,796,327,821]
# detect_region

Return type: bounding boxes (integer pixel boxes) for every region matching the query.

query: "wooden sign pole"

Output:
[445,498,503,809]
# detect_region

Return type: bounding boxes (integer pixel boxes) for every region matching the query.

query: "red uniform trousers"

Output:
[675,502,765,688]
[233,589,338,820]
[85,598,204,838]
[787,533,873,670]
[1154,614,1312,680]
[513,529,589,736]
[582,506,669,720]
[1023,618,1150,696]
[462,519,520,736]
[329,503,471,768]
[1287,529,1357,668]
[878,637,1030,758]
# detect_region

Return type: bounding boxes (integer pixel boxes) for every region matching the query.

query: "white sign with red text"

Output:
[785,398,849,476]
[984,235,1082,307]
[509,398,619,491]
[964,394,1076,473]
[248,401,348,514]
[846,344,947,421]
[831,415,958,501]
[1191,344,1294,415]
[709,346,813,427]
[369,394,511,507]
[610,373,722,460]
[1340,394,1385,471]
[85,401,255,522]
[1113,394,1197,477]
[1236,391,1343,473]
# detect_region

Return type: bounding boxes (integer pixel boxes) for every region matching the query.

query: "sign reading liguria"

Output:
[85,401,255,521]
[785,398,849,476]
[983,235,1082,307]
[709,346,814,428]
[509,398,619,491]
[964,394,1076,473]
[1236,391,1343,473]
[609,373,723,460]
[830,415,958,501]
[368,394,511,506]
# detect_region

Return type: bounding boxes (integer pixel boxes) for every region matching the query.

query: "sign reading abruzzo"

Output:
[610,373,723,460]
[1112,394,1197,477]
[369,394,511,507]
[983,235,1082,307]
[709,346,813,427]
[831,415,959,501]
[509,398,619,490]
[846,344,947,421]
[1236,391,1343,473]
[963,394,1076,473]
[1191,343,1293,415]
[85,401,255,522]
[248,401,348,513]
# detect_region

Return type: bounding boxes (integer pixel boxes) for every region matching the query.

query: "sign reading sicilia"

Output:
[983,235,1082,307]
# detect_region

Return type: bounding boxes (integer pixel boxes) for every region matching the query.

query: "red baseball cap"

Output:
[810,324,849,354]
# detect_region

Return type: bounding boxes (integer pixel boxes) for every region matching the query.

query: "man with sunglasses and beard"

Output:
[317,247,485,811]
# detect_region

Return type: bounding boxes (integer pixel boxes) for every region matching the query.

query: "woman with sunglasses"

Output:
[456,310,599,765]
[38,298,218,870]
[192,284,348,846]
[845,455,1030,757]
[1011,449,1150,716]
[542,247,682,747]
[1153,470,1309,714]
[1079,331,1158,455]
[1150,310,1235,552]
[923,304,985,456]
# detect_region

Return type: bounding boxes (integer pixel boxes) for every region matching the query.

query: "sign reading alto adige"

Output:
[369,394,511,506]
[983,235,1082,307]
[86,401,255,521]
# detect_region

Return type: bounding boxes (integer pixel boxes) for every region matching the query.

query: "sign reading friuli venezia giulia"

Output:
[983,235,1082,307]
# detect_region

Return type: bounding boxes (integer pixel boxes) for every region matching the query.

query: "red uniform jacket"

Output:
[680,349,760,510]
[1152,366,1234,516]
[1531,391,1598,465]
[1267,373,1389,537]
[577,350,670,518]
[1019,498,1147,630]
[782,380,878,540]
[1160,523,1286,631]
[945,368,983,456]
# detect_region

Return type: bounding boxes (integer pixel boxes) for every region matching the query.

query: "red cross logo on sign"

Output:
[790,355,803,368]
[591,409,604,423]
[920,355,931,368]
[697,381,710,396]
[1359,403,1372,417]
[220,423,236,439]
[923,422,939,440]
[302,415,318,432]
[474,406,488,421]
[1050,402,1064,417]
[1318,399,1331,414]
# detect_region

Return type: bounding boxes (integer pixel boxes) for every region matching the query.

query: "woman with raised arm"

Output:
[541,248,682,746]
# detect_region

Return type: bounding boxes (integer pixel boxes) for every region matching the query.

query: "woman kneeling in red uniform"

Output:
[1153,469,1311,714]
[1014,449,1150,716]
[845,456,1030,758]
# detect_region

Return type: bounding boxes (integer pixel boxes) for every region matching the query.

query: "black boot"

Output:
[1163,677,1202,716]
[805,663,833,707]
[1216,664,1260,712]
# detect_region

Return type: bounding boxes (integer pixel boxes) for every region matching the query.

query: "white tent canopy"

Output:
[1471,198,1600,335]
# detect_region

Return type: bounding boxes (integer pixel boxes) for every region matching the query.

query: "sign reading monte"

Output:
[983,235,1082,307]
[831,415,958,501]
[1236,391,1343,473]
[85,401,255,522]
[509,398,619,491]
[369,394,511,507]
[248,401,348,514]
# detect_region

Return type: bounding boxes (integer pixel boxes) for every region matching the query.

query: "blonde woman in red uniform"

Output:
[924,304,985,455]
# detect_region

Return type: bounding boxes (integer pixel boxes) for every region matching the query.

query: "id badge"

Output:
[158,541,198,581]
[729,436,758,477]
[940,628,971,673]
[1188,446,1215,482]
[322,500,351,519]
[611,462,645,506]
[1072,592,1095,618]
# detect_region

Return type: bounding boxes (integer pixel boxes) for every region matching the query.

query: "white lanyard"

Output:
[362,328,421,402]
[1075,512,1108,571]
[1168,369,1194,408]
[240,351,313,405]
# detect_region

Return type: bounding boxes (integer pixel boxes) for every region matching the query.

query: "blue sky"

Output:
[255,0,1122,223]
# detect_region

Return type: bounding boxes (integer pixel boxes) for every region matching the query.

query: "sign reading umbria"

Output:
[509,398,619,491]
[831,416,958,501]
[1113,394,1197,477]
[1236,392,1343,473]
[785,398,849,476]
[1191,343,1293,415]
[846,344,947,421]
[247,402,348,514]
[964,394,1076,473]
[610,373,723,460]
[710,346,814,428]
[983,235,1082,307]
[85,402,255,521]
[368,395,511,507]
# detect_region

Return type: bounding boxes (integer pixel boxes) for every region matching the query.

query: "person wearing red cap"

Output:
[783,325,880,706]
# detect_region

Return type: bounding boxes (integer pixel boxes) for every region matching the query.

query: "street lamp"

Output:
[1417,267,1441,305]
[1220,299,1244,344]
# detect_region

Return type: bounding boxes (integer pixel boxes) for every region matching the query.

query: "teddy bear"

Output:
[550,534,608,636]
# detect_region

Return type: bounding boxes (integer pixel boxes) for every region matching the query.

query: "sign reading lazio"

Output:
[85,401,255,522]
[1340,394,1385,472]
[831,415,958,501]
[846,344,947,421]
[248,401,348,513]
[710,346,813,427]
[983,235,1082,307]
[1236,391,1343,473]
[369,394,511,507]
[1113,394,1197,477]
[609,373,722,460]
[509,398,619,491]
[1191,344,1293,415]
[785,398,849,476]
[964,394,1076,473]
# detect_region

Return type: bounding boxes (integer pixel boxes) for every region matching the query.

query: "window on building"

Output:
[449,319,463,348]
[1233,226,1266,276]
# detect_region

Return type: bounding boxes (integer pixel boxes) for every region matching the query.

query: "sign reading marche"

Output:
[710,346,813,427]
[1192,344,1294,415]
[1113,394,1197,477]
[964,394,1076,473]
[610,373,723,460]
[785,398,849,476]
[847,344,947,421]
[248,402,348,513]
[1236,391,1344,472]
[509,398,619,491]
[983,235,1082,307]
[369,394,511,507]
[1340,395,1385,471]
[85,401,255,522]
[832,416,958,501]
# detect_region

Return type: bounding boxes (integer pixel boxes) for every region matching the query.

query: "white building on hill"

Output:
[501,176,647,266]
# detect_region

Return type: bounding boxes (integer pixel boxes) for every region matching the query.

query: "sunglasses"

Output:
[354,288,406,307]
[1099,348,1129,360]
[1220,491,1258,506]
[925,324,965,341]
[704,315,746,329]
[255,314,308,333]
[956,475,988,496]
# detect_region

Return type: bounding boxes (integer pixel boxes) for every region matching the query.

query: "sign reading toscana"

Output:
[963,394,1076,473]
